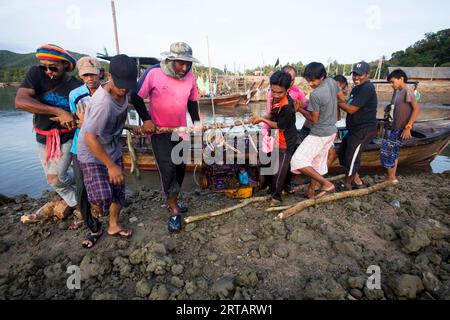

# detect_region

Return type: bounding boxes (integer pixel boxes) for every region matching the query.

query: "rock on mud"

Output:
[303,277,347,300]
[211,277,235,299]
[399,226,431,253]
[389,275,424,299]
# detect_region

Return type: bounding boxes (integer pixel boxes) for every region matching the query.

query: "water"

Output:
[1,87,449,198]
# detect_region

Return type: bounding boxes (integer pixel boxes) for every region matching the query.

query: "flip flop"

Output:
[108,228,133,238]
[335,180,351,192]
[82,230,103,249]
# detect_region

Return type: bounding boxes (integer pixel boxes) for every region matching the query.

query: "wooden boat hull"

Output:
[122,119,450,173]
[199,94,245,108]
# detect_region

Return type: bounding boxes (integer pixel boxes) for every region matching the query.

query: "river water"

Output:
[1,87,449,198]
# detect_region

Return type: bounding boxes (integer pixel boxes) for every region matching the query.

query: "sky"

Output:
[0,0,449,71]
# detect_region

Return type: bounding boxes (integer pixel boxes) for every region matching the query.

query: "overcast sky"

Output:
[0,0,449,71]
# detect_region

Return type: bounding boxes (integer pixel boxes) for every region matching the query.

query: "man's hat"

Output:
[161,42,199,63]
[76,56,101,76]
[36,44,77,72]
[352,61,371,76]
[109,54,137,91]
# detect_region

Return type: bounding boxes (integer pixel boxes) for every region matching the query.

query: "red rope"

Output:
[34,127,73,164]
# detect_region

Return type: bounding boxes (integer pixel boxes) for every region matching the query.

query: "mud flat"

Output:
[0,171,449,300]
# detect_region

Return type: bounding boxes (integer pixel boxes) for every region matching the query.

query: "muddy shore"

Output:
[0,171,449,300]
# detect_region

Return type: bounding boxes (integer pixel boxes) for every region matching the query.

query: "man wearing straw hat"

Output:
[132,42,201,233]
[15,44,83,226]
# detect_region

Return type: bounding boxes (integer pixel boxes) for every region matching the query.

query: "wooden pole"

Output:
[431,63,437,81]
[111,0,120,54]
[276,181,395,220]
[111,0,139,176]
[183,174,346,224]
[206,36,216,124]
[184,197,268,224]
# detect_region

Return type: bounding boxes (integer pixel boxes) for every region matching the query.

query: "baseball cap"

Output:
[352,61,371,76]
[76,56,101,76]
[109,54,137,91]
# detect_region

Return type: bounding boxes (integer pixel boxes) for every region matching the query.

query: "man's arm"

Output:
[130,91,155,134]
[402,96,421,140]
[130,91,151,121]
[16,87,75,128]
[16,87,73,117]
[310,111,320,124]
[187,100,200,122]
[84,133,124,185]
[337,91,360,115]
[297,107,313,123]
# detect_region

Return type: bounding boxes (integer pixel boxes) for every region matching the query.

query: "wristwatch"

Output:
[404,124,413,130]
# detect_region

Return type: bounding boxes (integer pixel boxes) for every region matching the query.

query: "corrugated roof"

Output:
[388,67,450,80]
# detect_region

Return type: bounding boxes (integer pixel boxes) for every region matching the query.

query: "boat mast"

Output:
[110,0,140,176]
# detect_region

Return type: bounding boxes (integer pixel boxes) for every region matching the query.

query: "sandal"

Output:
[108,228,133,238]
[82,230,103,249]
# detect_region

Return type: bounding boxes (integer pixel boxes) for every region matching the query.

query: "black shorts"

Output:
[338,127,377,177]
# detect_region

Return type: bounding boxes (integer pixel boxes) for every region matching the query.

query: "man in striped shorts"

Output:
[77,54,137,244]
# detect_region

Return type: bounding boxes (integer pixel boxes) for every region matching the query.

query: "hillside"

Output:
[0,50,100,83]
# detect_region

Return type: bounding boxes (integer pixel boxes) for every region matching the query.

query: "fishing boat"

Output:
[122,117,450,188]
[198,80,264,107]
[198,93,245,108]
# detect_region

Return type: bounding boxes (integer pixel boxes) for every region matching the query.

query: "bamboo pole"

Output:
[183,174,346,224]
[206,36,216,124]
[431,63,437,81]
[111,0,120,54]
[184,197,268,224]
[276,180,394,220]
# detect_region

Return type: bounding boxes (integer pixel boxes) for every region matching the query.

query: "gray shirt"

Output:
[77,85,128,164]
[308,77,338,137]
[393,85,416,130]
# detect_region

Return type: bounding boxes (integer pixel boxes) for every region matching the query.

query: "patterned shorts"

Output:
[380,130,403,169]
[79,158,125,215]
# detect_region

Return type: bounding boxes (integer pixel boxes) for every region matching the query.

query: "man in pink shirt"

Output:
[134,42,201,232]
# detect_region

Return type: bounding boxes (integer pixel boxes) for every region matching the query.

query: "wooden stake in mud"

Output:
[276,180,395,220]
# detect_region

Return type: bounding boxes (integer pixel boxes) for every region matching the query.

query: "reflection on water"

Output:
[0,87,449,197]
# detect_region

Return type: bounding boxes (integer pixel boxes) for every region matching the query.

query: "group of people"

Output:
[16,42,201,247]
[15,42,420,248]
[252,61,420,206]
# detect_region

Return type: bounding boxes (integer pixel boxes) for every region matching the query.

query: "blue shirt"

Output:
[69,84,91,154]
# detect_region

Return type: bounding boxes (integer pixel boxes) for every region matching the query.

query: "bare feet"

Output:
[354,174,363,186]
[68,209,83,230]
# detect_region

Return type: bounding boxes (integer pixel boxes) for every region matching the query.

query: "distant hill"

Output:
[389,28,450,67]
[369,28,450,78]
[0,50,104,83]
